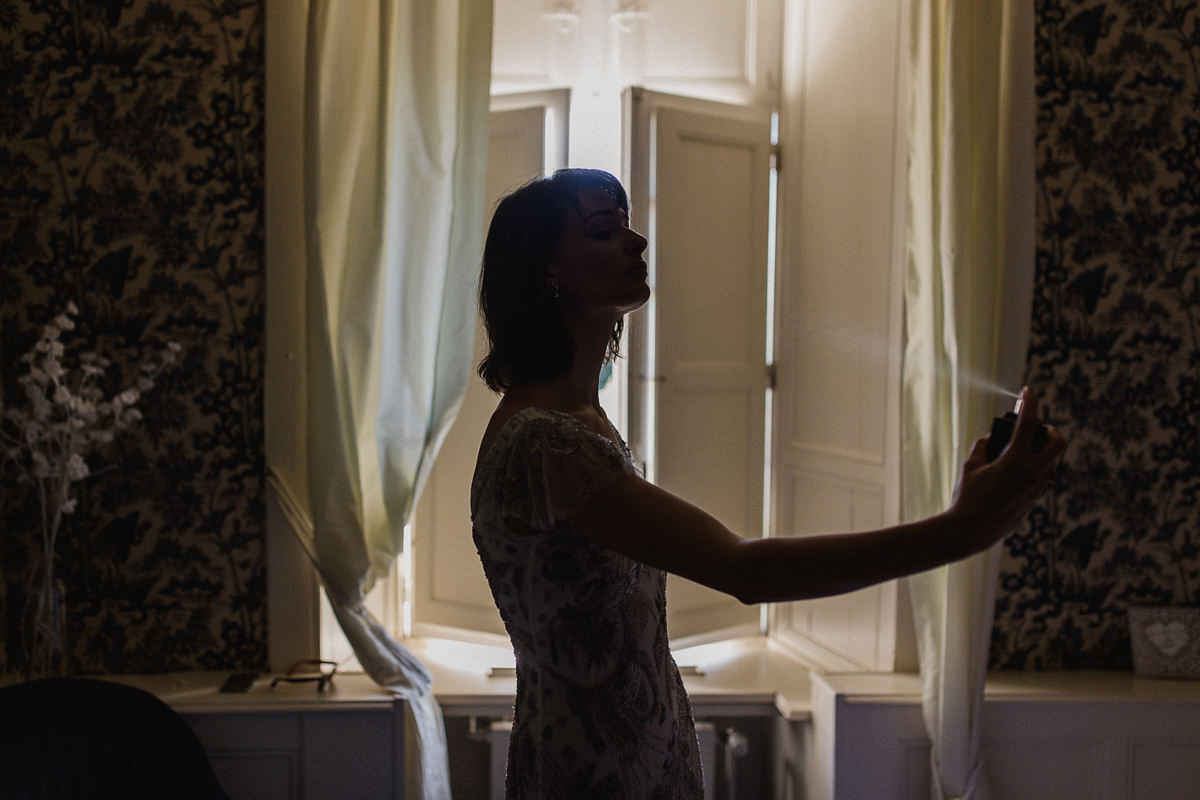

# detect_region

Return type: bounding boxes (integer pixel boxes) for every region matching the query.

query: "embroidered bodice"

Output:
[470,408,704,799]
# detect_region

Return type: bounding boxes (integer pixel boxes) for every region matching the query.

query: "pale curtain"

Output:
[903,2,1034,799]
[302,1,492,797]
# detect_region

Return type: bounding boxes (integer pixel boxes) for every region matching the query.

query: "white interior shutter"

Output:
[769,0,913,672]
[623,87,772,643]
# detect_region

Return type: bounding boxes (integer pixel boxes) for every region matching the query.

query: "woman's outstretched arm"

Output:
[569,388,1066,604]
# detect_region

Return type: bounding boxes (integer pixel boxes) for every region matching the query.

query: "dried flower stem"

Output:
[1,303,180,676]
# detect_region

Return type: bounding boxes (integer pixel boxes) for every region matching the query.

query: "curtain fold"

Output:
[903,2,1033,798]
[302,1,493,797]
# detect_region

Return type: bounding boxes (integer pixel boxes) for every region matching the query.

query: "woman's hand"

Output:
[949,387,1067,552]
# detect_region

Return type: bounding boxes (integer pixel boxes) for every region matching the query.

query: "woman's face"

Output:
[548,186,650,318]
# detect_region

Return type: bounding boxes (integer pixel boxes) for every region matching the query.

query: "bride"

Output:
[469,167,1064,798]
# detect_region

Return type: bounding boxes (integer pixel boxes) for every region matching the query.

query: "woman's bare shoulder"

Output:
[475,388,566,466]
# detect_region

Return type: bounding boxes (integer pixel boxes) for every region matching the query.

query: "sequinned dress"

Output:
[470,408,704,799]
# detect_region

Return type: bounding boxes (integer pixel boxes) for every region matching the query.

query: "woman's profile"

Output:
[469,167,1064,798]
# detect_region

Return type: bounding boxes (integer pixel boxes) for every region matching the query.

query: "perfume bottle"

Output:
[986,396,1049,462]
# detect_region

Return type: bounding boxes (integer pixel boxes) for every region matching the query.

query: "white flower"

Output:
[2,305,180,568]
[65,453,89,481]
[31,393,51,421]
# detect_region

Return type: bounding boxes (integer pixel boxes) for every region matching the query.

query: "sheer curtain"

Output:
[301,1,492,797]
[903,2,1033,799]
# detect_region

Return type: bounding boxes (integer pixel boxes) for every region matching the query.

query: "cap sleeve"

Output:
[482,410,633,532]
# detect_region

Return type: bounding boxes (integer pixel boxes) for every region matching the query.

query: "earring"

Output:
[550,281,560,299]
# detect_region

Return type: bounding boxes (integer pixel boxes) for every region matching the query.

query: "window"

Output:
[316,1,785,665]
[273,0,917,675]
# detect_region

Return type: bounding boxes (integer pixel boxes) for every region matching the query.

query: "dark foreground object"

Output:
[0,676,229,800]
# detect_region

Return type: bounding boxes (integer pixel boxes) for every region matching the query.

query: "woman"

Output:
[470,168,1064,798]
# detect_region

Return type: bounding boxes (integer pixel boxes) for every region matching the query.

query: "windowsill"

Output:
[407,634,816,721]
[87,671,399,714]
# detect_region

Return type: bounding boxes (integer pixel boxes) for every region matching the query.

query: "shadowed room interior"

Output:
[2,1,1199,798]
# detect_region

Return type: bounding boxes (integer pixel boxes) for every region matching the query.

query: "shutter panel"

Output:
[770,0,911,671]
[624,88,771,643]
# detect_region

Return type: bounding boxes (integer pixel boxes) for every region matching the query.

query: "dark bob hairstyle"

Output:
[477,168,629,393]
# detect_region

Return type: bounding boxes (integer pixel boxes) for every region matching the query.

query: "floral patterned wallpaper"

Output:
[0,0,265,674]
[991,1,1200,669]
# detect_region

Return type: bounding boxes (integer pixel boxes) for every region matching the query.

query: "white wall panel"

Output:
[810,672,1200,800]
[616,0,751,82]
[986,740,1106,800]
[491,0,569,85]
[1131,739,1200,800]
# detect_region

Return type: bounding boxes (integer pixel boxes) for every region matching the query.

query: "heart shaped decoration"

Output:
[1143,621,1189,656]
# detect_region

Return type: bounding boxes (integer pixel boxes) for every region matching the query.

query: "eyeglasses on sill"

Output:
[270,659,339,692]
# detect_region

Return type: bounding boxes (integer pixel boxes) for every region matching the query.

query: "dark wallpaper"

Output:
[1,0,265,674]
[992,1,1200,669]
